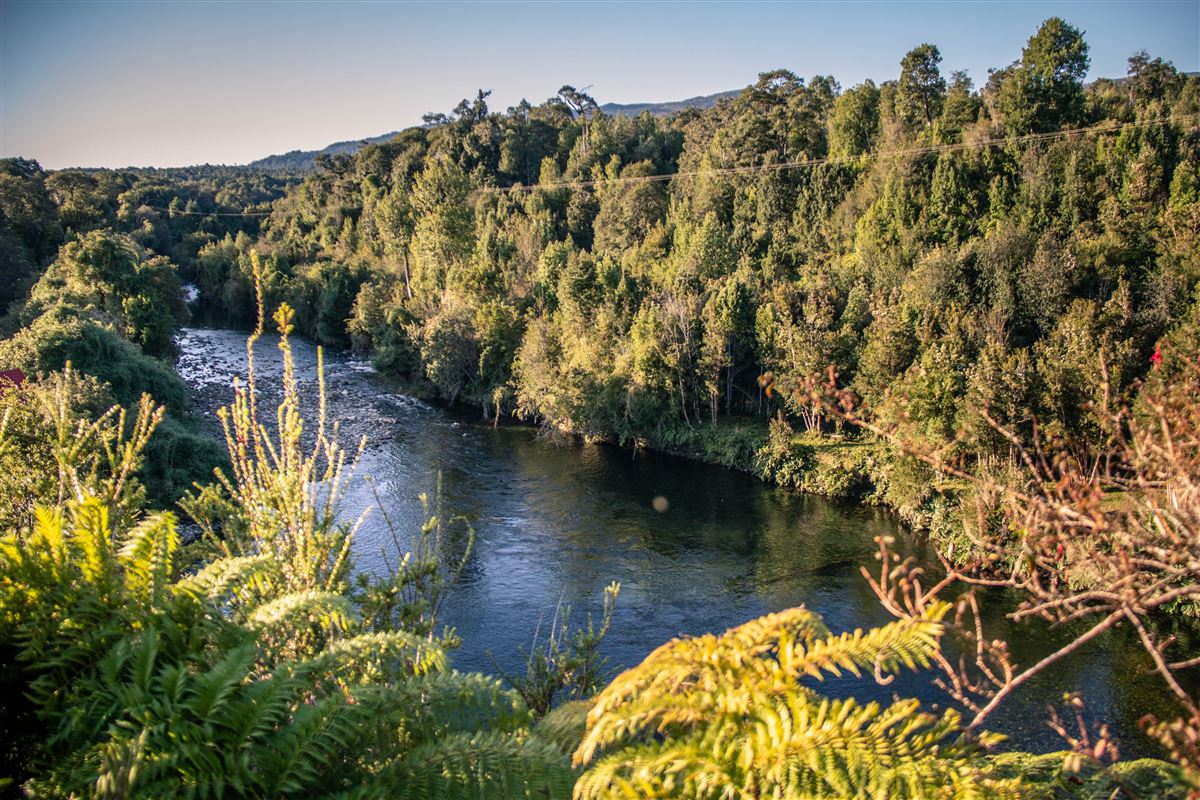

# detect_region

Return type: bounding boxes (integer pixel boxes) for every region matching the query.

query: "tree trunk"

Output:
[678,374,690,426]
[726,362,734,415]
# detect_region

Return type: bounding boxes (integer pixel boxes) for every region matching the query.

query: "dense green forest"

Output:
[2,14,1200,798]
[185,20,1199,541]
[0,162,295,502]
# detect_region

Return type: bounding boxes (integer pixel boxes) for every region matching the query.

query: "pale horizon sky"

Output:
[2,0,1198,170]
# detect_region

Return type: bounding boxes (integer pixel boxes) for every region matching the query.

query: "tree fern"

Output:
[574,605,1023,799]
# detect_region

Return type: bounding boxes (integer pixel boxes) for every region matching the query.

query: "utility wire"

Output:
[134,113,1200,215]
[134,206,276,217]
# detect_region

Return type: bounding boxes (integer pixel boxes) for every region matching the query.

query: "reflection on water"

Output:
[179,328,1188,757]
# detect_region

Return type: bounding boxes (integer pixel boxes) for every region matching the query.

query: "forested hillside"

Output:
[189,19,1198,536]
[0,162,294,501]
[246,132,404,173]
[0,163,293,314]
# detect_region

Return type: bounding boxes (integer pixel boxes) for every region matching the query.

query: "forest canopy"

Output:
[159,20,1198,538]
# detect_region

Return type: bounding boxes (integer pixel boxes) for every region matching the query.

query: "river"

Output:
[177,327,1190,757]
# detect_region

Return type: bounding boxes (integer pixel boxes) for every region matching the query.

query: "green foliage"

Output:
[987,752,1188,799]
[990,18,1090,134]
[0,309,187,412]
[897,44,946,129]
[23,230,187,358]
[0,159,63,314]
[754,417,878,499]
[215,23,1195,503]
[0,309,574,798]
[0,310,224,504]
[0,367,119,533]
[573,604,1022,799]
[177,26,1195,558]
[829,81,881,160]
[496,582,620,719]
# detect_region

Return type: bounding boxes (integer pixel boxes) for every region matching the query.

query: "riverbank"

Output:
[353,360,967,546]
[642,416,971,552]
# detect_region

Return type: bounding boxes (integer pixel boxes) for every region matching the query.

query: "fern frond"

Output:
[302,630,448,684]
[366,671,530,741]
[575,603,1015,799]
[778,603,949,681]
[247,590,356,634]
[172,554,278,603]
[186,644,255,720]
[535,700,591,756]
[69,497,116,598]
[118,512,179,607]
[373,731,575,800]
[258,696,358,797]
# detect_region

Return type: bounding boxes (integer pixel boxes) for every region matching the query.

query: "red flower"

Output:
[1150,347,1162,368]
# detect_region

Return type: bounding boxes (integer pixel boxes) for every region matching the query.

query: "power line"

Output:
[476,113,1200,196]
[132,113,1200,215]
[134,205,275,217]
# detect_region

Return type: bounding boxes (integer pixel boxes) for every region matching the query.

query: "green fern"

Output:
[573,604,1023,799]
[118,512,179,607]
[534,700,592,756]
[172,553,278,603]
[247,589,357,634]
[369,731,577,800]
[0,303,576,798]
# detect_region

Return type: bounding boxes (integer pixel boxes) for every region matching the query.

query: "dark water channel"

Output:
[178,327,1190,757]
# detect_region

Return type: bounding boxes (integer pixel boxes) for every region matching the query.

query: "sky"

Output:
[2,1,1197,169]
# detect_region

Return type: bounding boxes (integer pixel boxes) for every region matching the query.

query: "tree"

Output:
[0,159,63,309]
[1126,50,1182,104]
[592,158,668,259]
[23,230,187,358]
[941,70,982,136]
[558,85,599,156]
[407,157,474,298]
[1022,17,1090,92]
[994,18,1090,133]
[897,43,947,129]
[418,296,479,404]
[828,80,881,159]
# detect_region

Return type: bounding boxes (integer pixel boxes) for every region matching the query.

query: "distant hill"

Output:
[244,89,741,171]
[599,90,740,117]
[246,130,402,172]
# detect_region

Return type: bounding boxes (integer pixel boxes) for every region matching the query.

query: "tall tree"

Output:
[994,17,1090,133]
[897,44,947,128]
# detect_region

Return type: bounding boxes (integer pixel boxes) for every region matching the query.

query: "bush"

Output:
[22,230,187,359]
[0,308,188,412]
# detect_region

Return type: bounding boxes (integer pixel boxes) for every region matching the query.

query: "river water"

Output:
[177,327,1190,757]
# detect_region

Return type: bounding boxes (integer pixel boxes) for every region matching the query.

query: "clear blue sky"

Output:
[2,1,1197,169]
